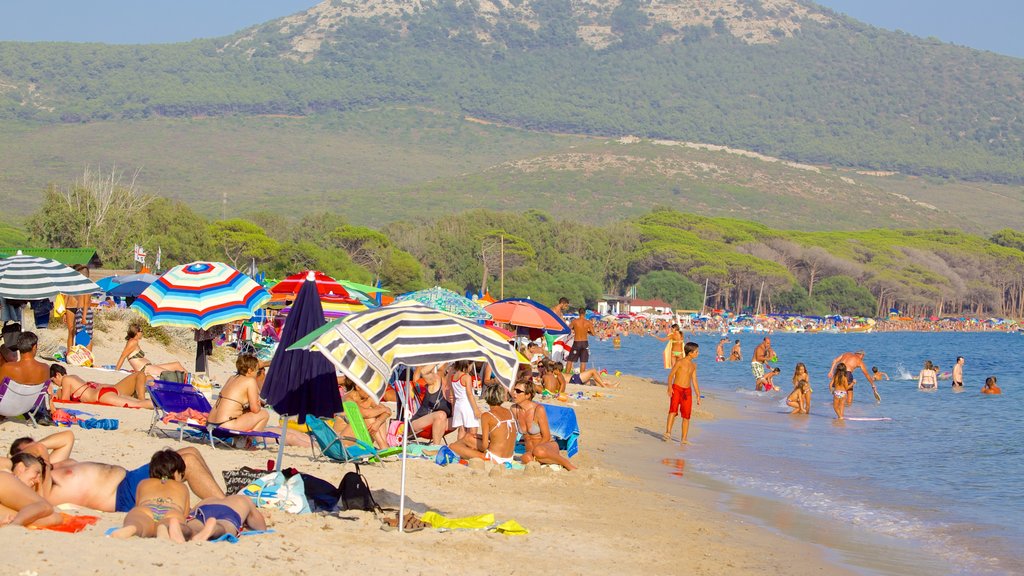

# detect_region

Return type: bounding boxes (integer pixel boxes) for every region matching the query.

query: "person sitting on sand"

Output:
[449,384,517,466]
[982,376,1001,395]
[115,323,189,378]
[208,354,269,432]
[49,365,153,409]
[511,378,577,471]
[339,375,392,449]
[111,450,190,541]
[0,453,61,528]
[178,493,267,542]
[407,364,452,445]
[830,363,852,420]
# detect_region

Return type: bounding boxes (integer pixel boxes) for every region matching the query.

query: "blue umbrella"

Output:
[107,280,152,298]
[261,273,342,469]
[96,276,120,293]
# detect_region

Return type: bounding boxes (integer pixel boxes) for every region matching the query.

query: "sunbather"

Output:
[511,379,577,471]
[115,323,189,378]
[407,364,452,445]
[110,450,190,540]
[50,365,153,409]
[207,354,269,432]
[0,332,49,387]
[449,384,517,465]
[176,493,266,542]
[0,453,61,527]
[339,375,391,449]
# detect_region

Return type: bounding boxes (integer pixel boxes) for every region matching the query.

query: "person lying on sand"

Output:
[115,323,189,378]
[110,450,189,541]
[0,453,61,528]
[50,365,153,409]
[176,493,266,542]
[10,433,223,512]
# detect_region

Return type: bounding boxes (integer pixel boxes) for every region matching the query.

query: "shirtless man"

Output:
[0,332,49,387]
[871,366,889,382]
[715,338,728,362]
[828,350,880,404]
[728,339,742,361]
[751,337,772,389]
[566,308,596,374]
[10,433,224,513]
[656,324,686,366]
[665,342,701,446]
[952,356,965,389]
[552,297,570,321]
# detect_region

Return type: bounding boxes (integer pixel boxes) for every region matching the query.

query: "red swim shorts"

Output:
[669,385,692,419]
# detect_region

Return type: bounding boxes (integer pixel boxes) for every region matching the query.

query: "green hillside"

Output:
[0,0,1022,183]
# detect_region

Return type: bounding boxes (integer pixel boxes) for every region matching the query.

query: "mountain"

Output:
[0,0,1022,224]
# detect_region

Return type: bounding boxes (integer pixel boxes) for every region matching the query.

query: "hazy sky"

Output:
[0,0,1021,59]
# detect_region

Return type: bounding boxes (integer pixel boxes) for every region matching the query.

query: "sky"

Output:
[0,0,1021,59]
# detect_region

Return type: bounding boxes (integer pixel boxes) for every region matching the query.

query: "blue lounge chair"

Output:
[0,378,50,427]
[147,380,279,449]
[514,403,580,458]
[304,413,384,466]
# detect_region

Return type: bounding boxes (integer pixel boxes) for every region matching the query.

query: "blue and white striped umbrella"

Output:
[131,262,270,330]
[0,252,100,299]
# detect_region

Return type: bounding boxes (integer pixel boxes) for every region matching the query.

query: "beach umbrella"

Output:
[270,270,350,299]
[396,286,491,320]
[261,273,342,470]
[117,273,160,284]
[95,276,121,293]
[106,280,152,298]
[0,252,100,299]
[339,279,388,295]
[288,299,519,531]
[131,261,270,330]
[486,298,570,334]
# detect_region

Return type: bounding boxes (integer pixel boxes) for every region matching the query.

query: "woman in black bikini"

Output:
[408,364,453,445]
[207,355,269,432]
[511,379,577,471]
[115,324,189,378]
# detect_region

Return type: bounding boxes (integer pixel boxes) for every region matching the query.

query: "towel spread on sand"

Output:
[420,512,529,535]
[29,513,99,533]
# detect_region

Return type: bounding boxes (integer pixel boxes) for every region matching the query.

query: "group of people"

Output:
[0,430,263,540]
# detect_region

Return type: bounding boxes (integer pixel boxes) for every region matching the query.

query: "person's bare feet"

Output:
[662,433,670,442]
[155,524,171,541]
[190,517,218,542]
[110,526,137,539]
[167,518,186,543]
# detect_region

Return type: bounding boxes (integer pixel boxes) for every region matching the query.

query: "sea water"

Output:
[588,331,1023,575]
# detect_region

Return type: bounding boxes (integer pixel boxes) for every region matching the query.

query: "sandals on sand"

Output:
[381,511,428,533]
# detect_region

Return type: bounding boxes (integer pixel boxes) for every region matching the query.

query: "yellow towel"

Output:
[420,511,494,530]
[491,520,529,535]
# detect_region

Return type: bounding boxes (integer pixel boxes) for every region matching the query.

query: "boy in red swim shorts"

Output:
[665,342,701,446]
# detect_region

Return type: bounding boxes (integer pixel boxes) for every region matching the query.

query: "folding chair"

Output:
[148,380,279,449]
[0,378,50,427]
[305,413,385,466]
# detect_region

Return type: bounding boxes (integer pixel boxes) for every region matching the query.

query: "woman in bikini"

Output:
[511,378,577,471]
[830,363,851,420]
[49,364,153,409]
[917,360,938,391]
[207,354,269,432]
[449,384,517,466]
[115,323,189,378]
[111,449,190,540]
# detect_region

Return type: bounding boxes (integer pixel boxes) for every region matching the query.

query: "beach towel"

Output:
[54,397,144,409]
[30,513,99,533]
[419,512,529,535]
[77,417,118,430]
[162,408,207,426]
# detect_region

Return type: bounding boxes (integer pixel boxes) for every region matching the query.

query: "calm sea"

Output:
[588,331,1023,576]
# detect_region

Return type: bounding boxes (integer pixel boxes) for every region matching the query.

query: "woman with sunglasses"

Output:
[510,380,577,471]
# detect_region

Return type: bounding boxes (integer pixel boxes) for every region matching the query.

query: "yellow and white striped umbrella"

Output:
[289,300,519,403]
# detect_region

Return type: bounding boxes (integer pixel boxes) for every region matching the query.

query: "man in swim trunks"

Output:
[715,337,728,362]
[566,308,596,374]
[751,337,771,389]
[179,493,266,542]
[828,350,879,405]
[10,433,224,512]
[952,356,964,388]
[729,339,742,361]
[665,342,701,446]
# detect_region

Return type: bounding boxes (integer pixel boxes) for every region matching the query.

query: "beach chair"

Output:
[147,380,279,449]
[339,401,403,458]
[0,378,50,427]
[304,412,384,467]
[514,403,580,458]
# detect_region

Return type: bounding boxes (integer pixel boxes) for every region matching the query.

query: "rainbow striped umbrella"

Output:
[289,300,519,402]
[131,262,270,330]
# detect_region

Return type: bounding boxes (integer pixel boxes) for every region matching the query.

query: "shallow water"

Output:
[588,331,1023,575]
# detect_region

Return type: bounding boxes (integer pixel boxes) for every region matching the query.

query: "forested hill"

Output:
[0,0,1023,183]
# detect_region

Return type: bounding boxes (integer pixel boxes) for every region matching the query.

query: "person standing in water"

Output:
[952,357,965,389]
[828,351,880,404]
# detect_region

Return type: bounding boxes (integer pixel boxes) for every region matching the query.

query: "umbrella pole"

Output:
[275,414,289,472]
[399,366,412,533]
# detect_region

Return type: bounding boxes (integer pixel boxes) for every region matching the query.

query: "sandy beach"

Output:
[1,319,852,576]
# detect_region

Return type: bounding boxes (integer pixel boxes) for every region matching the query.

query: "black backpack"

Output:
[339,465,380,512]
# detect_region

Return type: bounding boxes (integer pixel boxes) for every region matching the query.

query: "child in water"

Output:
[982,376,1001,395]
[830,363,852,420]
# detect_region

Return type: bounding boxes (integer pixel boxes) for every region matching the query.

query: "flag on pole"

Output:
[155,246,161,271]
[133,244,146,265]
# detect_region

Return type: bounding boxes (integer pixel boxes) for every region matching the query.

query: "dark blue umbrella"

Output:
[107,280,152,298]
[261,273,341,468]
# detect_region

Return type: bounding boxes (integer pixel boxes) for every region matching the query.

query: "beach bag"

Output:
[222,466,267,495]
[52,294,66,318]
[66,344,94,367]
[159,370,188,384]
[242,471,310,514]
[386,420,405,447]
[339,465,380,513]
[298,473,340,512]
